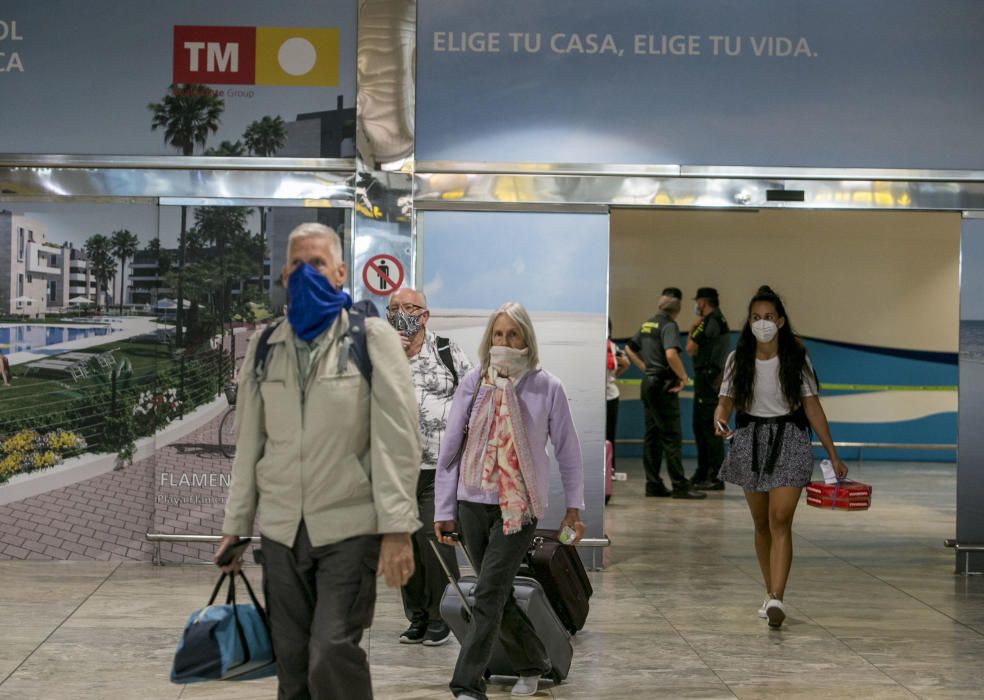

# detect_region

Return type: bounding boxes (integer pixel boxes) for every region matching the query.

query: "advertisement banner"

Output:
[417,0,984,169]
[420,211,609,539]
[0,201,336,561]
[0,202,162,560]
[0,1,356,157]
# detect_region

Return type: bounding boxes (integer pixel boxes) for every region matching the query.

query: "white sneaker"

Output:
[758,597,769,619]
[765,598,786,628]
[511,675,541,696]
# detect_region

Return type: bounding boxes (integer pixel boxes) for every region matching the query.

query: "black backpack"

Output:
[252,300,379,385]
[435,335,459,390]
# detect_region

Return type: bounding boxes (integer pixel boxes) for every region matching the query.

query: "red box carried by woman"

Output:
[805,479,872,510]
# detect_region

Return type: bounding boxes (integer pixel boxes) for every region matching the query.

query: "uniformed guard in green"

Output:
[626,288,707,499]
[686,287,731,490]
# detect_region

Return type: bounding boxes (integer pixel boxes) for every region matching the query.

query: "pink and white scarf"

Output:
[460,367,543,534]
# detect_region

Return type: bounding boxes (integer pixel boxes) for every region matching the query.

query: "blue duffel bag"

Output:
[171,570,276,683]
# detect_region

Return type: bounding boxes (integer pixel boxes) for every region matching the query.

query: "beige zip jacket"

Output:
[222,310,421,547]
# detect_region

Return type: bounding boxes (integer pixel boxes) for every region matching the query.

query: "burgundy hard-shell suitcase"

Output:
[429,538,573,684]
[523,529,593,634]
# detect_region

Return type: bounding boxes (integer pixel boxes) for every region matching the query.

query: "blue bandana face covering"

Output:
[287,263,352,342]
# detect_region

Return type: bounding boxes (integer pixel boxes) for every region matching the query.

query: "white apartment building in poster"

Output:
[0,211,97,315]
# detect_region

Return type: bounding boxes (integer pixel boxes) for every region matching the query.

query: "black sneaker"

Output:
[399,621,428,644]
[672,488,708,499]
[422,621,452,646]
[693,479,725,491]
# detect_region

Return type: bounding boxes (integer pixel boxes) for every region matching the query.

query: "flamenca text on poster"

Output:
[159,471,232,488]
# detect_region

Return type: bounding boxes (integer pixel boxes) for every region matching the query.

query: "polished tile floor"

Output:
[1,458,982,699]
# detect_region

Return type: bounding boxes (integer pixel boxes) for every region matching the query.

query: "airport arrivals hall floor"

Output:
[1,458,982,699]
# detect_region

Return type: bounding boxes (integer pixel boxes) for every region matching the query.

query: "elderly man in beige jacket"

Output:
[215,223,420,700]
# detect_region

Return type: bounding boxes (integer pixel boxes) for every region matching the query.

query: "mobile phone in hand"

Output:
[216,537,250,566]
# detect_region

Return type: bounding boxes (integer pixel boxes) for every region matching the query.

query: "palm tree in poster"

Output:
[144,238,172,306]
[148,84,225,157]
[244,116,287,296]
[148,84,225,346]
[83,234,115,312]
[110,229,139,315]
[244,116,287,158]
[206,140,246,156]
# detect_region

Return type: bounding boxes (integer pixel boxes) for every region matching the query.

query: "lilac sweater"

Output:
[434,367,585,522]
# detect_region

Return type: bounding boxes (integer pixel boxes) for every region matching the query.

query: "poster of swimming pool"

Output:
[0,199,285,561]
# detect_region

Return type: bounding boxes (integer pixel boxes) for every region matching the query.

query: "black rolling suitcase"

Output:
[523,529,593,634]
[429,537,573,684]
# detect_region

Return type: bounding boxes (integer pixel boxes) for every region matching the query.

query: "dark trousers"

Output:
[605,397,619,470]
[450,501,550,700]
[260,522,381,700]
[691,379,724,483]
[402,469,460,624]
[641,376,687,492]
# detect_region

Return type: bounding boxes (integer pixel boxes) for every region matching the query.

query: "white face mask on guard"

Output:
[751,319,778,343]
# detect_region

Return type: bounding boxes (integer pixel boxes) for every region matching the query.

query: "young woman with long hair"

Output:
[715,286,847,629]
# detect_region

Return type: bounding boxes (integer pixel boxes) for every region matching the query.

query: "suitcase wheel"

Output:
[549,669,564,685]
[483,669,491,680]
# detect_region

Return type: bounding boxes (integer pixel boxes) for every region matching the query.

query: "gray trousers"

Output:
[402,469,460,624]
[450,502,550,700]
[260,522,381,700]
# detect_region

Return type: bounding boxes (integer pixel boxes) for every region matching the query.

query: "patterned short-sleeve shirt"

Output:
[409,331,473,469]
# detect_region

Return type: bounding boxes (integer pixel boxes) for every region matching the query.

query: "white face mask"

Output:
[751,319,778,343]
[694,304,702,316]
[489,345,530,377]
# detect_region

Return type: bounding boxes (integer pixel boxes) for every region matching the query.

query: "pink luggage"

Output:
[605,440,613,504]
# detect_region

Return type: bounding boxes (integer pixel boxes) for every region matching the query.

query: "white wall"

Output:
[610,209,960,353]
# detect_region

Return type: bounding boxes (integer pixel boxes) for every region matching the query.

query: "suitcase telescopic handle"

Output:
[428,533,474,618]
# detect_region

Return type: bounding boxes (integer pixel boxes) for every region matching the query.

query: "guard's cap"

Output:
[661,287,683,300]
[694,287,719,301]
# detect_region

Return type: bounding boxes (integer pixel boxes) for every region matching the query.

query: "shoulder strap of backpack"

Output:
[254,304,378,386]
[345,301,376,386]
[252,321,282,380]
[435,335,459,390]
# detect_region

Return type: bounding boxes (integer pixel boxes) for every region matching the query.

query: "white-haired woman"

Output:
[434,302,585,700]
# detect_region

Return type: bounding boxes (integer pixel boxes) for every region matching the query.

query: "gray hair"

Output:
[286,223,342,262]
[658,295,681,314]
[387,287,428,309]
[478,302,539,375]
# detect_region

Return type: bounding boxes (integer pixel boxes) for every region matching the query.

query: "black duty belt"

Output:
[735,409,809,474]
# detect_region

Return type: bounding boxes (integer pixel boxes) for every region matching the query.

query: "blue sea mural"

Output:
[614,333,957,462]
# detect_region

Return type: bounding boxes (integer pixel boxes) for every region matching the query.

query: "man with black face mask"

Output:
[387,287,472,647]
[216,223,421,700]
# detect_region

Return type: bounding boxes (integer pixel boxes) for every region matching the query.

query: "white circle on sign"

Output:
[278,38,317,76]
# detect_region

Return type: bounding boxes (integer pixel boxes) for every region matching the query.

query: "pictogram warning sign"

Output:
[362,254,404,295]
